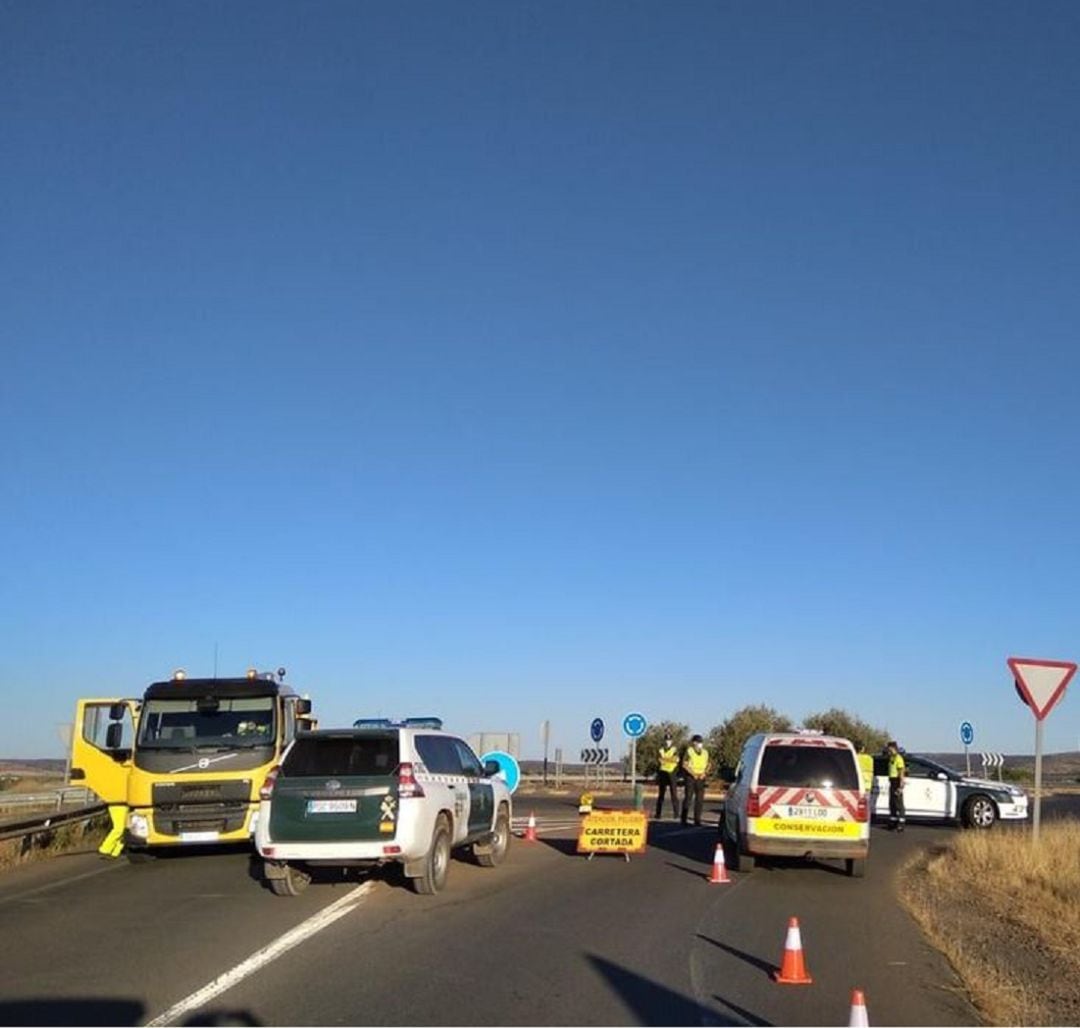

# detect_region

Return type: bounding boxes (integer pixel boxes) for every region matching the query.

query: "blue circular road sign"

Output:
[480,750,520,794]
[959,721,975,746]
[590,718,605,743]
[623,712,647,738]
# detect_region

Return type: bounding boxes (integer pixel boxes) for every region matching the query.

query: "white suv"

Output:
[255,718,513,896]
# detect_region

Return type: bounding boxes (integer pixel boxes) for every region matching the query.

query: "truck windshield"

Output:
[137,696,276,750]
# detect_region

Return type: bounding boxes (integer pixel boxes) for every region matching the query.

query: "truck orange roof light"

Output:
[172,669,186,681]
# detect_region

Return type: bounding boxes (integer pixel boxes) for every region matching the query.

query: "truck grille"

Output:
[152,779,253,836]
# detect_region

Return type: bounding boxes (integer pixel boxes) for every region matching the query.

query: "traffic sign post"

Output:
[959,721,974,776]
[590,718,605,789]
[622,713,647,810]
[1007,656,1077,841]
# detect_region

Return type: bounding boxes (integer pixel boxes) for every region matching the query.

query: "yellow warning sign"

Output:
[577,810,648,854]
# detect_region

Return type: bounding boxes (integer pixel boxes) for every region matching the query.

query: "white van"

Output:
[720,731,870,877]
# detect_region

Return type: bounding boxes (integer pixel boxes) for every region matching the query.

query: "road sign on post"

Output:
[590,718,605,743]
[622,713,647,809]
[1007,656,1077,841]
[959,721,974,775]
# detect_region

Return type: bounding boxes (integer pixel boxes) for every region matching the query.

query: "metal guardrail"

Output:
[0,787,94,812]
[0,803,107,844]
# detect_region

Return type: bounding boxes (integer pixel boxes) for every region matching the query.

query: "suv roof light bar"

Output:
[352,717,444,730]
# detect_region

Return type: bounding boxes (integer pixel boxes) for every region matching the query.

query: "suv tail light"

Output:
[747,789,761,818]
[398,762,425,799]
[259,766,280,801]
[856,794,869,822]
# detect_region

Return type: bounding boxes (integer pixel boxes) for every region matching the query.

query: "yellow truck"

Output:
[71,668,314,858]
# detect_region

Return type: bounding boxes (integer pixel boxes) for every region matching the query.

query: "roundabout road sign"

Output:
[622,712,647,738]
[590,718,605,743]
[480,750,520,793]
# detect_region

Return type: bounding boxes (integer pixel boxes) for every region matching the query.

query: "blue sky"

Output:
[3,2,1079,760]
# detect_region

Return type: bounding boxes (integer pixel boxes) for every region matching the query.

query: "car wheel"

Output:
[412,815,452,895]
[475,805,510,868]
[845,857,867,878]
[728,831,755,873]
[962,794,997,830]
[269,862,311,897]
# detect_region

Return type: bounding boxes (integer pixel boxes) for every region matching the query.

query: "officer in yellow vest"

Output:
[886,740,906,832]
[654,735,680,819]
[856,741,875,793]
[681,735,710,827]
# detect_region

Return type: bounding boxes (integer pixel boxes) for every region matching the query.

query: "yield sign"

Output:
[1007,657,1077,721]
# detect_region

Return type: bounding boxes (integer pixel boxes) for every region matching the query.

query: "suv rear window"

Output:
[283,734,398,777]
[759,745,859,790]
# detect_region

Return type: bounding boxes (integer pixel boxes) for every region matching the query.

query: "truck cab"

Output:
[71,669,314,856]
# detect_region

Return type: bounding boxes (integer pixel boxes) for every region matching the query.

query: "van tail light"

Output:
[856,794,869,822]
[398,762,425,799]
[747,789,761,818]
[259,766,280,801]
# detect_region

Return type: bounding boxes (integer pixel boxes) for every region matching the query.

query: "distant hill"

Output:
[924,750,1080,784]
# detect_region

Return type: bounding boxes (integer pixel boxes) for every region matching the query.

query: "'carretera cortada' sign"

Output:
[576,810,648,855]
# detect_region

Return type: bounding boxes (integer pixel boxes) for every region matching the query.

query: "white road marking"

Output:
[143,881,375,1027]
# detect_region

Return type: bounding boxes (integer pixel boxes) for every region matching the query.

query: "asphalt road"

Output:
[1,792,1071,1027]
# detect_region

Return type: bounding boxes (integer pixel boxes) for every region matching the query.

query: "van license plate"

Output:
[307,799,357,814]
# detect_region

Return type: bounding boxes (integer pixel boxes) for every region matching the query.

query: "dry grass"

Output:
[0,814,109,873]
[900,822,1080,1027]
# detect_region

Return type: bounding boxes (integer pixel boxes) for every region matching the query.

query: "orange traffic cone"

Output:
[773,916,813,984]
[848,989,869,1027]
[525,811,538,842]
[708,842,730,884]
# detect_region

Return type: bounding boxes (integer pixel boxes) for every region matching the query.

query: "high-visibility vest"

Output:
[658,746,678,773]
[684,747,709,777]
[888,752,905,779]
[857,752,874,791]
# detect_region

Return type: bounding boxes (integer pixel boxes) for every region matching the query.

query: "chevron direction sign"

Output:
[980,752,1004,769]
[580,748,609,764]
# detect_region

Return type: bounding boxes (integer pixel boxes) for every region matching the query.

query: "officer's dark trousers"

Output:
[889,779,906,826]
[654,770,678,818]
[682,776,705,825]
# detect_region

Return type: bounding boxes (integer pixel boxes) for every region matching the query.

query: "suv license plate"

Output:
[307,799,357,814]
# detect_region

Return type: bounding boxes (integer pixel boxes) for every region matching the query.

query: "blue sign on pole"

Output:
[590,718,605,743]
[623,712,647,738]
[960,721,975,746]
[479,750,521,794]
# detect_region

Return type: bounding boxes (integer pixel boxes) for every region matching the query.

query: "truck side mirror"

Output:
[105,723,124,750]
[109,702,127,721]
[295,698,312,716]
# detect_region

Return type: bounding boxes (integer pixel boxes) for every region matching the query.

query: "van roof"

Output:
[756,732,855,749]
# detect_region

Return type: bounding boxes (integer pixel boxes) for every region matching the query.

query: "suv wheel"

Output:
[269,862,311,897]
[475,805,510,868]
[413,815,452,895]
[962,795,997,830]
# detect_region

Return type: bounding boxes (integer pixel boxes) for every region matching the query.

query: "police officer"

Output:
[654,735,679,819]
[856,741,875,794]
[886,740,906,831]
[681,734,710,827]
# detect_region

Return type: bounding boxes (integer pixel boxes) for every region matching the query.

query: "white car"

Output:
[871,753,1028,828]
[256,718,513,896]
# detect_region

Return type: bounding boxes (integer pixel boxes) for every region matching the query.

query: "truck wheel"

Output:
[475,805,510,868]
[412,815,451,895]
[269,862,311,897]
[125,849,155,864]
[962,795,997,830]
[845,857,867,878]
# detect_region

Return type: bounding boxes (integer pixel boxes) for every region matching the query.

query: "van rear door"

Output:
[753,741,864,841]
[268,733,400,843]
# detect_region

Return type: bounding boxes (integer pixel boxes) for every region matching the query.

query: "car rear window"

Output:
[758,745,859,790]
[283,734,398,777]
